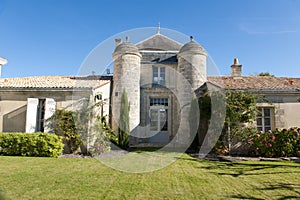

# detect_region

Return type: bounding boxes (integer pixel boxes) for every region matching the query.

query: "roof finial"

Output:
[157,22,161,34]
[190,36,194,42]
[125,36,129,43]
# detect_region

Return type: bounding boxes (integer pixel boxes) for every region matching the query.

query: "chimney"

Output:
[231,58,242,77]
[115,38,122,46]
[0,57,8,78]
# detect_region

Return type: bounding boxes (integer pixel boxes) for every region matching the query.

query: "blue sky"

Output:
[1,0,300,78]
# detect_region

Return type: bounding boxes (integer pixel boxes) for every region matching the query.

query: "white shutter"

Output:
[44,98,56,133]
[26,98,38,133]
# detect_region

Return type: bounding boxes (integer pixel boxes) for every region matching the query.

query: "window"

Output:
[36,99,46,132]
[257,108,272,132]
[150,98,168,106]
[152,66,165,87]
[149,98,168,131]
[26,98,56,133]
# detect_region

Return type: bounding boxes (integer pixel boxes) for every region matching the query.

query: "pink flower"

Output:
[263,139,267,144]
[267,143,272,147]
[248,141,254,145]
[268,130,272,133]
[270,135,276,141]
[255,134,260,138]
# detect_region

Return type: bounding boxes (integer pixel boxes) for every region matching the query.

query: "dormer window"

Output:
[153,66,165,87]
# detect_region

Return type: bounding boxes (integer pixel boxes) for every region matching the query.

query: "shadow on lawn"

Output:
[259,182,300,200]
[176,156,300,177]
[229,182,300,200]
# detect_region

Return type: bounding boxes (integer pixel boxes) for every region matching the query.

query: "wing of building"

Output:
[1,32,300,147]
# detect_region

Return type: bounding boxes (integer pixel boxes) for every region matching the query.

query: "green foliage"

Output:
[226,91,258,124]
[47,109,82,153]
[118,89,130,149]
[189,94,200,147]
[0,132,63,157]
[88,117,111,156]
[103,123,118,145]
[249,128,300,157]
[258,72,275,77]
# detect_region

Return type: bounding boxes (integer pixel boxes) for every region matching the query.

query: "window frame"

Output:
[152,66,166,87]
[256,107,274,132]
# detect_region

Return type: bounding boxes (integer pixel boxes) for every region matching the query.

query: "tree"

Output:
[258,72,275,77]
[46,109,82,154]
[47,96,111,156]
[188,94,200,149]
[74,97,111,155]
[225,90,263,151]
[118,89,130,149]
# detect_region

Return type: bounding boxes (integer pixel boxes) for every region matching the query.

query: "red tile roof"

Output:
[0,76,109,89]
[1,75,300,91]
[208,76,300,91]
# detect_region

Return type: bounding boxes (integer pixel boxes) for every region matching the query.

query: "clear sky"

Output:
[1,0,300,78]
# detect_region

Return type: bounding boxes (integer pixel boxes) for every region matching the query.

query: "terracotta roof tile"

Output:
[208,76,300,91]
[1,75,300,91]
[0,76,110,89]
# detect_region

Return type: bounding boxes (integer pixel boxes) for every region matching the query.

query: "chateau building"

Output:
[1,32,300,146]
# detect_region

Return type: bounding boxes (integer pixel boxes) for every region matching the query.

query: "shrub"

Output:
[118,89,130,149]
[46,110,82,154]
[248,128,300,157]
[87,118,111,156]
[0,132,64,157]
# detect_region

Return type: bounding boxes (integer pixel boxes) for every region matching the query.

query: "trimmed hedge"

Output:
[0,132,64,157]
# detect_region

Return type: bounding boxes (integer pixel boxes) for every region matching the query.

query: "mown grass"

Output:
[0,154,299,199]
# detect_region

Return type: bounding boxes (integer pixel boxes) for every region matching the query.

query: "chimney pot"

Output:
[234,58,239,65]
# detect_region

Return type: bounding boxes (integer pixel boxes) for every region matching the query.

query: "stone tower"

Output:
[112,37,141,134]
[177,36,207,90]
[176,36,207,145]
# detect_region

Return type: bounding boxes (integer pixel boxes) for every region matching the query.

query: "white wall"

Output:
[276,102,300,128]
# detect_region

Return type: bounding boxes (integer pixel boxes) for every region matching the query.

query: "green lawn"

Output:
[0,154,299,200]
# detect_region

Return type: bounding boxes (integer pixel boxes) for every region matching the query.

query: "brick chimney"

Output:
[231,58,242,77]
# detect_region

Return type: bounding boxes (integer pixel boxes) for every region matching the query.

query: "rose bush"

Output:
[248,128,300,157]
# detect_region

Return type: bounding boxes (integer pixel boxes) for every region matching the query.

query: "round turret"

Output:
[179,37,206,56]
[113,42,140,55]
[113,36,140,58]
[177,36,207,90]
[112,37,141,141]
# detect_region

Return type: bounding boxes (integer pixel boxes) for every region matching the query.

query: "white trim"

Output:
[26,98,39,133]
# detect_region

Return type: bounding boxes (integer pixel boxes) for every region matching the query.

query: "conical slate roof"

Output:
[179,39,206,55]
[113,42,140,55]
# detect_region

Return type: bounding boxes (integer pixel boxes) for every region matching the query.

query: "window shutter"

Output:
[44,98,56,133]
[25,98,38,133]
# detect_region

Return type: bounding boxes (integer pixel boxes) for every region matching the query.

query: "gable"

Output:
[136,34,183,51]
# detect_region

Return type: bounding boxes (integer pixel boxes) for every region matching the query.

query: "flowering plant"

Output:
[248,128,300,157]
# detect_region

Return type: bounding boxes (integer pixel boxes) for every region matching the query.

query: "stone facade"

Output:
[112,42,141,134]
[2,32,300,148]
